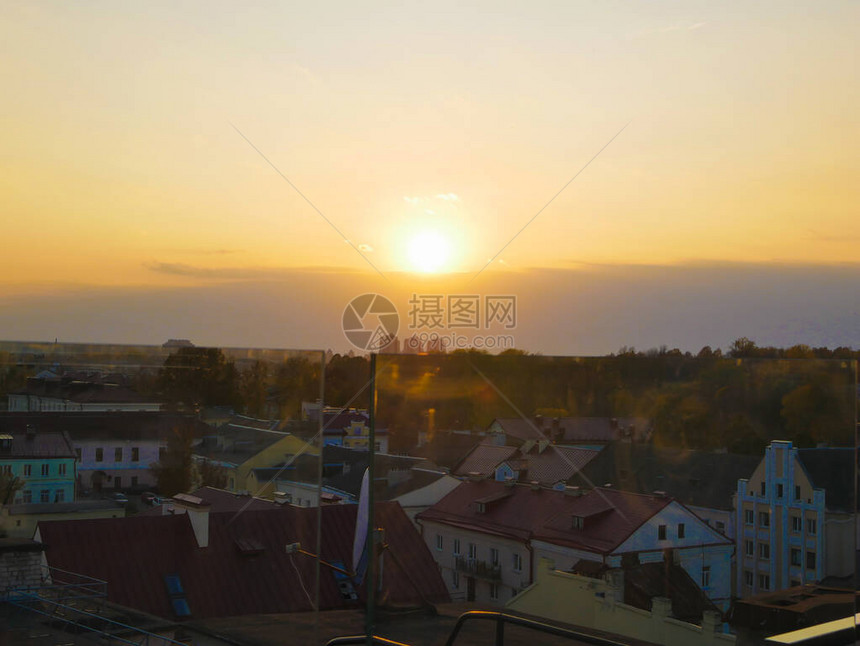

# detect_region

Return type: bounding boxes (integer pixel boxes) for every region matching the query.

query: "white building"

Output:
[417,480,734,610]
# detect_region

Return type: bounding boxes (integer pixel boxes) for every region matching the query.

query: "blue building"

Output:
[0,427,76,504]
[736,440,855,597]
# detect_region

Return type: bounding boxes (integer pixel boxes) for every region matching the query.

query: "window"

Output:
[453,539,461,556]
[55,490,65,502]
[23,464,32,476]
[760,482,766,496]
[701,565,710,588]
[677,523,685,539]
[759,543,770,559]
[468,543,477,560]
[794,485,801,500]
[791,515,802,532]
[777,483,783,498]
[489,583,499,600]
[452,571,459,589]
[131,476,138,487]
[658,524,667,540]
[807,518,817,535]
[758,574,770,590]
[1,465,10,475]
[744,570,754,587]
[22,490,32,503]
[114,476,121,489]
[131,447,140,462]
[40,490,50,503]
[512,553,523,572]
[490,547,499,566]
[435,535,443,551]
[745,540,754,556]
[41,463,49,476]
[791,548,801,566]
[744,509,754,525]
[114,447,123,462]
[806,551,816,569]
[58,463,66,476]
[95,448,104,462]
[75,448,82,461]
[759,511,770,527]
[790,579,801,587]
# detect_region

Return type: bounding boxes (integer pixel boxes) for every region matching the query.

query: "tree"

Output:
[151,422,195,496]
[157,347,240,410]
[0,472,23,506]
[196,459,228,490]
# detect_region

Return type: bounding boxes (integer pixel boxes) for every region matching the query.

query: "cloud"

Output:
[436,193,459,201]
[403,196,421,204]
[358,243,374,252]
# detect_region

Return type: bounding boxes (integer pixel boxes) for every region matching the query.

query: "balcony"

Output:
[455,556,501,581]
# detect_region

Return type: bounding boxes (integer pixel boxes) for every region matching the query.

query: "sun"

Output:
[406,229,451,273]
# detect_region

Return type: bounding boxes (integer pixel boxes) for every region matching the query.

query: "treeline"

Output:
[374,344,856,454]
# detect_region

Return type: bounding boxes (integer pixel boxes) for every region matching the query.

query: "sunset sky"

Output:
[1,2,857,353]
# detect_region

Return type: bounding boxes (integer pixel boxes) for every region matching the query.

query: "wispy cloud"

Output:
[436,193,459,201]
[358,243,374,253]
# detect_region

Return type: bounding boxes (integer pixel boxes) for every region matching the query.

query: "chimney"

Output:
[534,414,543,430]
[466,471,483,482]
[564,486,582,497]
[25,424,36,440]
[530,480,540,491]
[173,493,211,548]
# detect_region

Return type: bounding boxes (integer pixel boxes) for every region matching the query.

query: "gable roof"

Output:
[38,501,448,619]
[569,443,761,511]
[454,441,599,485]
[417,480,677,554]
[535,488,674,554]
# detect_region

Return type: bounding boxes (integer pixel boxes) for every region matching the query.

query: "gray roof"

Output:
[797,448,856,513]
[454,441,600,485]
[0,430,75,459]
[569,442,761,511]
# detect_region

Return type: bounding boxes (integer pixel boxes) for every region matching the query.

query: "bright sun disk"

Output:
[407,230,450,273]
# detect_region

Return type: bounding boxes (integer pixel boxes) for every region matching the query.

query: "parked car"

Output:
[141,491,158,505]
[106,492,129,504]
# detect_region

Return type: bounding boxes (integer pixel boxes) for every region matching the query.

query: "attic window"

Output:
[164,574,191,617]
[572,516,585,530]
[477,502,487,514]
[234,538,265,556]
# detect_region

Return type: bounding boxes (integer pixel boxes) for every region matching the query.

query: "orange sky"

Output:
[1,2,857,291]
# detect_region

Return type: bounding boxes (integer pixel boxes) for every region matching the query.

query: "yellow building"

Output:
[508,558,735,646]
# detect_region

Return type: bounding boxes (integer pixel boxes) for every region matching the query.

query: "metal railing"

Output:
[454,556,501,581]
[443,611,630,646]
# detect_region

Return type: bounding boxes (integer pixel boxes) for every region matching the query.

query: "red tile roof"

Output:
[38,501,448,619]
[417,481,679,554]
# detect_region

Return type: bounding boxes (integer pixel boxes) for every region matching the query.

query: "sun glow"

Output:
[406,229,451,273]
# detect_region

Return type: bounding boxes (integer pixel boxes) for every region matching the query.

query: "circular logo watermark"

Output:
[342,293,399,351]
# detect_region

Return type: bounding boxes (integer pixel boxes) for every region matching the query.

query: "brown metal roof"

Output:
[38,501,449,620]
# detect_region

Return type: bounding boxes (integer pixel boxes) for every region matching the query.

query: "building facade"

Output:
[735,440,855,597]
[0,431,76,505]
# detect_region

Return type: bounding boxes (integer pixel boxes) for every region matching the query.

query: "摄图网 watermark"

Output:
[342,293,517,352]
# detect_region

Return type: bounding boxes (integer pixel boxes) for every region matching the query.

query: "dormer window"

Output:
[477,502,487,514]
[572,515,585,530]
